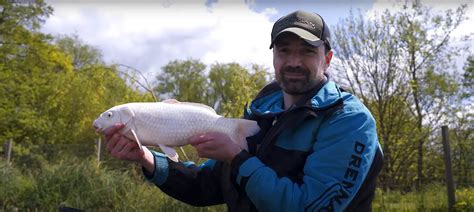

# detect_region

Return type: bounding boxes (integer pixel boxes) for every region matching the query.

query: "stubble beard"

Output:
[276,67,323,95]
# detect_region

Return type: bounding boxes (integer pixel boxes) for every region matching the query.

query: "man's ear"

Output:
[325,50,333,65]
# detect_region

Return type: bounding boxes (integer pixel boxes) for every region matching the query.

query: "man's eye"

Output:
[304,49,316,54]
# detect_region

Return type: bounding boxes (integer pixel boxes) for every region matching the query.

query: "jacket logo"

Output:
[315,141,366,211]
[344,141,365,188]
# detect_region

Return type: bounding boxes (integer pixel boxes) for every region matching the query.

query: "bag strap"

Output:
[255,79,344,155]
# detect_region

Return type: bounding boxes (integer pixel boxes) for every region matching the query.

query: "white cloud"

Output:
[262,7,278,17]
[42,0,275,80]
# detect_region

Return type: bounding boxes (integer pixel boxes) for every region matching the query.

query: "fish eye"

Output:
[106,112,113,118]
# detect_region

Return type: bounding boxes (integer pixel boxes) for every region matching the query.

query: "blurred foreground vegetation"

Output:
[1,159,473,211]
[0,159,226,211]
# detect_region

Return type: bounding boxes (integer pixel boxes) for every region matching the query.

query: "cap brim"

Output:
[270,27,324,49]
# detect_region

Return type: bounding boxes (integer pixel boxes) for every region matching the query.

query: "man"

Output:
[104,10,383,212]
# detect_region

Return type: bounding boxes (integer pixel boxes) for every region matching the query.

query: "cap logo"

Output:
[270,10,331,50]
[294,17,316,30]
[275,16,316,33]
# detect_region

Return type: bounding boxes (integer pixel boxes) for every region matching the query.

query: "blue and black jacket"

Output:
[143,80,383,212]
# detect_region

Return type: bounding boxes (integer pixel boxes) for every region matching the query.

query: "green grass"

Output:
[373,184,474,212]
[0,158,225,211]
[1,159,473,211]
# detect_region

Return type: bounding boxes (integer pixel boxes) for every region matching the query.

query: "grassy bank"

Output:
[1,159,472,211]
[0,159,224,211]
[373,184,474,211]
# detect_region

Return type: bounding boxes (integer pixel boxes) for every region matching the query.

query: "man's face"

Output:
[273,33,331,95]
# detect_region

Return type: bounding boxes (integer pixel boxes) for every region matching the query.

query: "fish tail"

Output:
[225,118,260,150]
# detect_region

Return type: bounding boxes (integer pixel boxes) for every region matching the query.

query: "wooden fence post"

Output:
[441,126,455,212]
[96,138,102,163]
[4,139,12,165]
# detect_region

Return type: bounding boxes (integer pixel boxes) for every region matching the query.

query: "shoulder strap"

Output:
[256,99,343,156]
[256,79,341,156]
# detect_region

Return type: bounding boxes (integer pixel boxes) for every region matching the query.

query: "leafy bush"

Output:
[0,160,35,210]
[455,187,474,212]
[1,157,224,211]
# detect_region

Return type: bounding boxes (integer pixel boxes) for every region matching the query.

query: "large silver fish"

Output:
[93,99,260,162]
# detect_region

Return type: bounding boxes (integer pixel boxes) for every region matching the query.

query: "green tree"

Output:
[331,1,470,189]
[0,1,152,166]
[54,34,103,69]
[332,9,419,189]
[154,59,270,118]
[154,59,208,103]
[0,0,73,166]
[448,56,474,186]
[461,55,473,99]
[44,36,153,160]
[396,2,468,188]
[209,63,269,117]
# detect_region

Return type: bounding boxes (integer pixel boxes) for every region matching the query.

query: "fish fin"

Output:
[181,102,216,113]
[122,105,136,119]
[130,129,143,151]
[163,99,216,113]
[227,118,260,151]
[159,144,179,162]
[162,99,180,104]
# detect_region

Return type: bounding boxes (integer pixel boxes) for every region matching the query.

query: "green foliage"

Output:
[209,63,269,117]
[0,2,152,167]
[0,160,35,210]
[461,55,473,99]
[3,159,471,212]
[154,59,270,118]
[454,187,474,211]
[0,0,52,30]
[332,1,471,190]
[373,184,451,211]
[155,59,208,103]
[54,34,103,69]
[0,158,225,211]
[373,185,474,212]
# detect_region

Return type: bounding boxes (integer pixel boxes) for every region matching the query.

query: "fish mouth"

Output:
[93,121,103,133]
[94,126,103,133]
[93,125,102,133]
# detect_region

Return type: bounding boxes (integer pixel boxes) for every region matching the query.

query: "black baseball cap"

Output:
[269,10,331,50]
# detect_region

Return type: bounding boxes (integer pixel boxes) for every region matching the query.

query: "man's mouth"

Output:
[283,72,306,80]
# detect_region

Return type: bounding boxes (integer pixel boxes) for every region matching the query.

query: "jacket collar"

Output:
[249,80,343,117]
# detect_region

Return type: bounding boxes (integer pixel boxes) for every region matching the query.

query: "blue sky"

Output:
[42,0,472,82]
[247,0,374,23]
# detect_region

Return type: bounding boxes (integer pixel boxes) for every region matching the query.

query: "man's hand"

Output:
[103,123,155,173]
[189,132,242,164]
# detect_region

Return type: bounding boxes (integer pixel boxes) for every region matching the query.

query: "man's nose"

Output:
[286,53,303,67]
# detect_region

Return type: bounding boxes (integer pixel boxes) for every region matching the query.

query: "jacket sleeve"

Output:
[231,106,381,212]
[143,151,224,206]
